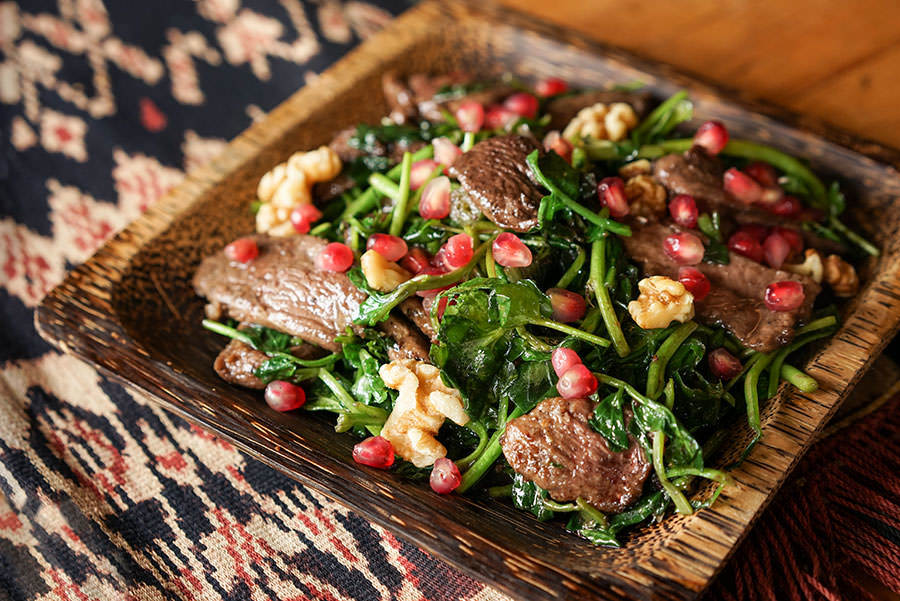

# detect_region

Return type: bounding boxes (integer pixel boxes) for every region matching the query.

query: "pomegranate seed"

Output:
[225,237,259,263]
[745,161,778,187]
[289,204,323,234]
[728,231,764,263]
[419,176,451,219]
[759,186,784,206]
[484,105,517,130]
[367,233,408,262]
[772,226,803,254]
[551,347,582,378]
[264,380,306,412]
[668,194,699,228]
[492,233,532,268]
[435,233,473,271]
[547,288,587,323]
[724,168,763,204]
[762,232,791,269]
[764,280,805,312]
[434,295,449,321]
[415,266,453,298]
[678,266,711,301]
[693,120,729,155]
[400,247,431,273]
[410,159,440,190]
[663,232,705,265]
[455,100,485,133]
[430,457,462,494]
[597,176,630,218]
[316,242,354,272]
[770,195,803,218]
[708,348,743,380]
[352,436,395,469]
[735,223,770,242]
[542,130,573,163]
[432,137,462,166]
[535,77,569,97]
[503,92,539,119]
[557,364,598,399]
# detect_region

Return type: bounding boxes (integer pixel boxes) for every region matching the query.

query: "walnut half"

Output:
[627,276,695,329]
[823,254,859,297]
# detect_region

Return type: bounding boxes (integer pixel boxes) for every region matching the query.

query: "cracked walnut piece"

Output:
[784,249,824,283]
[361,250,412,292]
[823,254,859,297]
[624,174,667,220]
[256,146,342,236]
[628,276,695,329]
[563,102,638,143]
[378,359,469,468]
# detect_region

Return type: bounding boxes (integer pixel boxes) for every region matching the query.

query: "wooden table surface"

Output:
[501,0,900,150]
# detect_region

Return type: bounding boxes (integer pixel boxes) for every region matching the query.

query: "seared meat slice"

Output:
[546,90,651,131]
[399,297,437,343]
[214,338,268,389]
[193,235,430,360]
[621,222,820,352]
[501,397,651,513]
[382,71,515,124]
[449,135,544,232]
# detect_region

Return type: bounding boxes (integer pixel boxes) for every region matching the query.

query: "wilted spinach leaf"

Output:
[511,474,555,522]
[588,389,629,452]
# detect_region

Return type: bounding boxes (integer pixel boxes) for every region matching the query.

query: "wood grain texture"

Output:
[34,1,900,600]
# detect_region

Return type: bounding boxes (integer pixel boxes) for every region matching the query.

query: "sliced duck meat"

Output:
[399,297,437,342]
[621,222,820,352]
[449,135,543,232]
[382,71,515,124]
[193,235,430,360]
[501,396,651,513]
[382,315,431,362]
[214,338,268,389]
[546,90,651,131]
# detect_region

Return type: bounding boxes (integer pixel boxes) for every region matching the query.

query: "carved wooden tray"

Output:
[35,1,900,599]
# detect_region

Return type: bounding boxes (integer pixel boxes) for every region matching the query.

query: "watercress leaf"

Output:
[511,473,555,521]
[253,355,298,383]
[588,389,629,452]
[243,325,295,354]
[534,150,581,199]
[493,358,555,414]
[702,240,730,265]
[827,181,846,217]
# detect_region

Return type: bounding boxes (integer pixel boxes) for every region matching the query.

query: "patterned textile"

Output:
[1,2,899,601]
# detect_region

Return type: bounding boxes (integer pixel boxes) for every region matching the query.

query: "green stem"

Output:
[646,321,697,400]
[543,498,579,512]
[309,221,331,236]
[318,369,357,410]
[516,326,554,353]
[457,406,526,493]
[531,318,610,348]
[663,378,676,410]
[590,239,630,357]
[743,352,774,448]
[555,246,586,289]
[341,145,434,220]
[828,215,879,256]
[780,364,819,393]
[767,326,833,397]
[487,484,513,498]
[201,320,340,367]
[484,242,499,279]
[796,315,837,335]
[653,431,693,515]
[575,498,609,527]
[455,421,489,471]
[369,173,400,200]
[388,152,413,237]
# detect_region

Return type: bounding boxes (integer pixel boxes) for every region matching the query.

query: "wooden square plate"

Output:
[35,1,900,599]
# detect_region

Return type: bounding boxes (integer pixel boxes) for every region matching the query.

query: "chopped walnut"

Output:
[379,359,469,467]
[618,159,652,179]
[627,276,695,329]
[361,250,412,292]
[255,145,342,236]
[562,102,638,143]
[823,254,859,297]
[784,249,824,283]
[624,174,667,220]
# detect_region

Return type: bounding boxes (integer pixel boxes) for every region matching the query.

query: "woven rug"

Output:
[1,2,899,600]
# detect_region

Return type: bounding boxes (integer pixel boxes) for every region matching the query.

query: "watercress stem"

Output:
[531,318,610,348]
[590,239,630,357]
[575,498,608,526]
[388,152,413,237]
[455,421,489,470]
[652,431,693,515]
[646,321,697,400]
[341,145,434,220]
[369,173,400,200]
[780,364,818,393]
[202,320,340,367]
[457,406,526,494]
[555,246,586,289]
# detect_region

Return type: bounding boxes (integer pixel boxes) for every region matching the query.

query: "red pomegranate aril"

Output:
[264,380,306,412]
[723,168,763,204]
[557,364,598,399]
[316,242,354,272]
[410,159,440,190]
[708,348,743,380]
[693,120,729,155]
[765,280,805,312]
[432,137,462,166]
[678,266,711,301]
[663,232,705,265]
[547,288,587,323]
[430,457,462,494]
[492,232,532,268]
[551,347,582,378]
[455,100,485,133]
[352,436,395,469]
[224,237,259,263]
[597,176,630,218]
[434,295,449,321]
[668,194,699,228]
[745,161,778,187]
[772,226,803,254]
[415,266,452,298]
[400,247,431,273]
[535,77,569,97]
[762,232,791,269]
[290,204,323,234]
[504,92,539,119]
[736,223,770,242]
[543,130,573,163]
[484,105,517,130]
[367,233,408,262]
[728,231,765,263]
[419,176,451,220]
[435,233,473,271]
[770,195,803,218]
